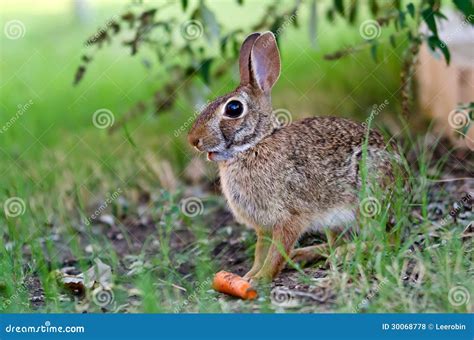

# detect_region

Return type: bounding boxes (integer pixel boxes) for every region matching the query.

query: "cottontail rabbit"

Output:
[188,32,399,282]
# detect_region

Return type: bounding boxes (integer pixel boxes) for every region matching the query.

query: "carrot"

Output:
[212,271,258,300]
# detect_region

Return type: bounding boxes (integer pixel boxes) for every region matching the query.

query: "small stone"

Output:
[30,295,44,302]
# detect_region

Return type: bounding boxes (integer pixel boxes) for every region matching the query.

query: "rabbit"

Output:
[188,32,400,283]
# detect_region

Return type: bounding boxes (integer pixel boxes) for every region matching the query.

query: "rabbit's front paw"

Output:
[243,268,259,281]
[249,271,273,286]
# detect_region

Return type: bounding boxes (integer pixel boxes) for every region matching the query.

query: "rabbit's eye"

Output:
[224,100,244,118]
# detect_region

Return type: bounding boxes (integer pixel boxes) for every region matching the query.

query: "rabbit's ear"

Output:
[250,32,281,93]
[239,32,261,85]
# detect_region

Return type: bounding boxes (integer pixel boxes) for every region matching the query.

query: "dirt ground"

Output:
[23,139,473,312]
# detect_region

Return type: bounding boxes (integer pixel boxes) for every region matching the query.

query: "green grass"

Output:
[1,1,472,313]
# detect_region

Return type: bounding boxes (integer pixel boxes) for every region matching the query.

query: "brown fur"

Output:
[188,32,399,282]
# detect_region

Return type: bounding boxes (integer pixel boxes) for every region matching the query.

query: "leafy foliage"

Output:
[324,0,473,117]
[74,0,300,130]
[74,0,473,125]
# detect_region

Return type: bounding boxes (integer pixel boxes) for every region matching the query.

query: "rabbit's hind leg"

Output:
[290,230,341,264]
[290,244,330,264]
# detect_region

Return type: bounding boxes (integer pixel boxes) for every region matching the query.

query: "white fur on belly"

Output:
[308,206,356,232]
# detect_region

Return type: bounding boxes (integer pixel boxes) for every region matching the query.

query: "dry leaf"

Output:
[82,258,113,289]
[61,275,85,295]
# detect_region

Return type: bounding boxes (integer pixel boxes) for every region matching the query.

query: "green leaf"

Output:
[406,3,415,18]
[436,40,450,65]
[220,35,230,55]
[326,8,335,22]
[198,58,213,84]
[349,1,358,23]
[461,119,471,135]
[123,124,137,148]
[369,0,379,16]
[433,11,448,20]
[452,0,474,20]
[232,38,240,56]
[422,8,438,36]
[291,9,299,28]
[270,16,284,38]
[389,35,396,48]
[73,65,86,85]
[181,0,188,11]
[398,11,406,28]
[426,35,437,51]
[370,42,378,62]
[190,7,199,20]
[334,0,344,16]
[427,35,450,64]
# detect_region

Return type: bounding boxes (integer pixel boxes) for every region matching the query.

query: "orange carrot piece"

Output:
[212,271,258,300]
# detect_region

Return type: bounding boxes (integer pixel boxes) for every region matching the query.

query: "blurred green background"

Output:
[0,0,403,177]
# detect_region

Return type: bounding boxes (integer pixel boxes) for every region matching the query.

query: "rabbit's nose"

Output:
[188,135,202,150]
